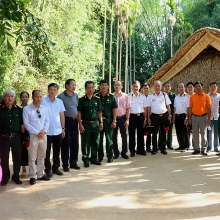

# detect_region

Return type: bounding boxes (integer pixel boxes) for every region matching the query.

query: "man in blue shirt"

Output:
[42,83,65,177]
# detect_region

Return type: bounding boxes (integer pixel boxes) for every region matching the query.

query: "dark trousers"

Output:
[113,117,128,156]
[146,133,152,150]
[129,113,145,154]
[45,134,62,172]
[175,114,189,148]
[158,123,173,149]
[61,117,79,168]
[151,113,167,152]
[0,134,22,181]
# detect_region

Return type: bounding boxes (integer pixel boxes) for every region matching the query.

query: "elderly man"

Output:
[146,80,172,155]
[23,90,50,185]
[188,81,211,155]
[0,89,24,186]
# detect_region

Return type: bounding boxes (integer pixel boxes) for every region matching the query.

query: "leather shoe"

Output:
[151,151,157,155]
[175,147,184,151]
[113,155,119,159]
[108,157,113,163]
[216,153,220,156]
[1,180,8,186]
[84,162,90,168]
[121,154,129,159]
[53,169,63,175]
[70,164,81,170]
[12,179,22,185]
[91,161,102,165]
[146,149,152,153]
[167,146,174,150]
[136,151,146,156]
[29,178,36,185]
[201,150,207,156]
[98,158,103,162]
[45,170,53,177]
[161,151,168,155]
[38,175,50,181]
[130,153,135,157]
[63,167,70,172]
[192,150,200,155]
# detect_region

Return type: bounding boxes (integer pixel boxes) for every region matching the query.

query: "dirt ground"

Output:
[1,133,220,220]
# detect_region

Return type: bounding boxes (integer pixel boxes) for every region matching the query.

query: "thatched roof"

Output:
[147,27,220,87]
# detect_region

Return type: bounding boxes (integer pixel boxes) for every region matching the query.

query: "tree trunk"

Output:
[102,7,107,79]
[116,17,119,80]
[109,3,114,92]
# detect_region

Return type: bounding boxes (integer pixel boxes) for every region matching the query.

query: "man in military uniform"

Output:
[97,79,118,163]
[158,81,175,150]
[0,89,24,186]
[78,81,103,168]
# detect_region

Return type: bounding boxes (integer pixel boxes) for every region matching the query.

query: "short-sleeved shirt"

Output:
[57,91,78,118]
[96,93,118,117]
[0,103,23,133]
[208,92,220,120]
[128,92,147,114]
[114,92,131,116]
[41,96,66,135]
[146,92,171,114]
[190,93,211,115]
[78,95,102,121]
[174,93,190,114]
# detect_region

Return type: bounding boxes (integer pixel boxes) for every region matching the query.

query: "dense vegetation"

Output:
[1,0,220,97]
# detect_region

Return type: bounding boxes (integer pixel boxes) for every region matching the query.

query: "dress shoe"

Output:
[53,169,63,176]
[12,179,22,185]
[113,155,119,159]
[29,178,36,185]
[216,153,220,156]
[130,153,135,157]
[108,157,113,163]
[151,151,157,155]
[146,149,152,153]
[201,150,207,156]
[70,164,81,170]
[136,151,147,156]
[206,150,211,153]
[1,180,8,186]
[175,147,184,151]
[121,154,129,159]
[192,150,200,155]
[161,151,168,155]
[91,161,102,165]
[63,167,70,172]
[45,170,53,177]
[84,162,90,168]
[98,158,103,162]
[214,149,220,152]
[181,148,188,152]
[38,175,50,181]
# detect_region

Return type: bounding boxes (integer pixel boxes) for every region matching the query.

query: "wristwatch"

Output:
[113,120,117,123]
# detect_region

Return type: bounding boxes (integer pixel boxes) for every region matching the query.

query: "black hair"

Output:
[210,82,218,86]
[163,81,171,86]
[194,81,203,87]
[48,83,59,90]
[20,91,29,99]
[85,81,94,88]
[142,83,150,88]
[99,79,109,85]
[65,79,75,89]
[32,90,42,97]
[186,82,194,87]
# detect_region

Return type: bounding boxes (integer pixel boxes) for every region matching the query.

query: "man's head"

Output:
[114,81,123,92]
[178,83,185,94]
[85,81,95,95]
[132,81,141,93]
[210,82,218,94]
[48,83,59,97]
[186,82,194,94]
[194,81,203,94]
[32,90,43,106]
[65,79,76,93]
[99,79,109,94]
[154,80,162,93]
[163,81,171,93]
[3,89,16,106]
[141,83,150,96]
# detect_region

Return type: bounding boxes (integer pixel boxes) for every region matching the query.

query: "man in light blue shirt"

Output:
[42,83,66,177]
[23,90,50,185]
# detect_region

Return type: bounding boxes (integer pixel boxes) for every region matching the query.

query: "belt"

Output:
[192,113,207,117]
[176,113,186,116]
[152,112,168,117]
[130,113,143,116]
[102,116,112,119]
[65,116,77,120]
[117,115,126,119]
[82,119,98,124]
[0,132,20,139]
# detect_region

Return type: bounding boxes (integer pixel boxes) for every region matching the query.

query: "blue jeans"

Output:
[207,119,219,150]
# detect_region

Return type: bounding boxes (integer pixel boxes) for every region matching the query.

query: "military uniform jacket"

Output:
[168,92,176,113]
[0,103,23,133]
[78,95,103,121]
[96,93,118,117]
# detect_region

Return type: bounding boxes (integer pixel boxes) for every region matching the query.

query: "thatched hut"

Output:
[147,27,220,93]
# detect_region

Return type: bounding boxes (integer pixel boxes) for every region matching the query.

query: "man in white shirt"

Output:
[207,82,220,153]
[146,80,171,155]
[173,83,190,152]
[23,90,50,185]
[128,81,147,157]
[42,83,66,177]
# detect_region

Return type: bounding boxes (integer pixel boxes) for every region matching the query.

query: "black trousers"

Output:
[45,134,62,171]
[113,117,128,156]
[129,113,145,154]
[151,113,168,152]
[146,133,152,150]
[175,114,189,148]
[61,117,79,168]
[0,134,22,181]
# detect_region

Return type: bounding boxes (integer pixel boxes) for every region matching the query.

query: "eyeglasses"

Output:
[36,110,41,118]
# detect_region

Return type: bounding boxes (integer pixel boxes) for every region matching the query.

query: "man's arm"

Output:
[98,111,103,131]
[147,106,151,125]
[60,111,65,138]
[111,108,117,128]
[78,111,85,133]
[207,105,211,126]
[125,108,130,128]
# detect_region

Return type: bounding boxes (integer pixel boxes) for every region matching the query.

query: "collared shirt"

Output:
[174,93,190,114]
[41,96,66,135]
[146,92,171,114]
[208,92,220,120]
[128,92,147,114]
[114,92,131,116]
[57,91,78,118]
[23,103,50,135]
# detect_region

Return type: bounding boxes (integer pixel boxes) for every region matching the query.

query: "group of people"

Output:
[0,78,219,187]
